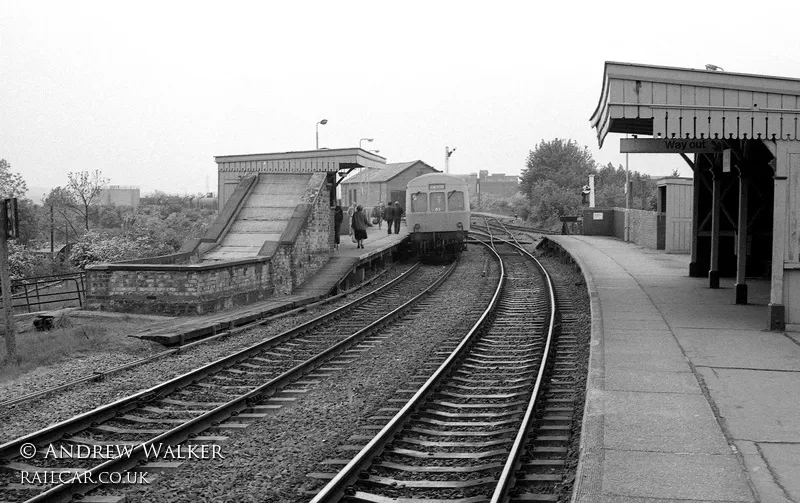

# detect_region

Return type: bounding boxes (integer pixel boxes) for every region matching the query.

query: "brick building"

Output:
[457,170,519,199]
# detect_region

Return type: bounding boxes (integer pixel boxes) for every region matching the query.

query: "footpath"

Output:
[544,235,800,503]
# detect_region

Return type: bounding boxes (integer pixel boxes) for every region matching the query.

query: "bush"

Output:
[68,206,216,267]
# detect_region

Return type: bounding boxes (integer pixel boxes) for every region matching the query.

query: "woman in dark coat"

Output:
[351,205,372,249]
[333,205,343,250]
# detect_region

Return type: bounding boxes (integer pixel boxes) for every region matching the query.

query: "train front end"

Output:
[406,173,470,262]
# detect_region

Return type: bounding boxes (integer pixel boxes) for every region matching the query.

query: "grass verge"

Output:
[0,313,162,382]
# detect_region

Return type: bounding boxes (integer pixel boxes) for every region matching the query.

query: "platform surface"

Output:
[547,235,800,503]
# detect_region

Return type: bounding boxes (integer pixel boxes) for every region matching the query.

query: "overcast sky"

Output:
[3,1,800,200]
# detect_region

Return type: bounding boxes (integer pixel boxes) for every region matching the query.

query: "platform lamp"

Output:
[359,138,373,149]
[316,119,328,149]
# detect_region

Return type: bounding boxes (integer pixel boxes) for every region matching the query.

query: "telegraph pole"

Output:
[0,201,16,363]
[50,205,54,255]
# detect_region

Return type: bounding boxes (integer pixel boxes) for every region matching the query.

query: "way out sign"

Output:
[620,138,726,154]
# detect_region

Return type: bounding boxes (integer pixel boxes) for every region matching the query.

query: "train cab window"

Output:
[430,192,446,212]
[411,192,428,212]
[448,191,465,211]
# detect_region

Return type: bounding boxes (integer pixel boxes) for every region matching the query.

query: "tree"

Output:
[527,180,583,227]
[594,163,627,208]
[44,187,83,243]
[66,170,108,230]
[0,159,27,198]
[520,139,596,198]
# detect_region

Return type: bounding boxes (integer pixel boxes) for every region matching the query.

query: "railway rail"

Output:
[471,213,555,236]
[309,228,574,502]
[0,262,457,503]
[0,266,406,411]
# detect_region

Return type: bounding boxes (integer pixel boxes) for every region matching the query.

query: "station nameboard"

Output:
[620,138,726,154]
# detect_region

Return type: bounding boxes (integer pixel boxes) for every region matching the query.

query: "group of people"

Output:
[332,201,404,250]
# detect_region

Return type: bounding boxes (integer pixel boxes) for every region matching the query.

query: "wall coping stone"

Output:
[86,255,270,272]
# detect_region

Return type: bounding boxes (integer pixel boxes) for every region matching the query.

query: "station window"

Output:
[430,192,445,212]
[448,191,464,211]
[410,192,428,212]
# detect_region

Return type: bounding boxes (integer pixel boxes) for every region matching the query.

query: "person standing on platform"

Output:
[351,205,372,249]
[385,201,396,235]
[372,202,384,230]
[333,204,343,251]
[347,202,356,243]
[393,201,403,235]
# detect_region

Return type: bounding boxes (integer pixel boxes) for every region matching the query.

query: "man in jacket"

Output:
[392,201,403,234]
[384,202,395,235]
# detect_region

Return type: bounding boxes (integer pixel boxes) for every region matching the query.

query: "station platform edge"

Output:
[539,235,800,503]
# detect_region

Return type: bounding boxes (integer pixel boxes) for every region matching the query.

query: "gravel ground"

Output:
[532,246,592,503]
[114,247,498,503]
[0,263,416,443]
[0,317,166,402]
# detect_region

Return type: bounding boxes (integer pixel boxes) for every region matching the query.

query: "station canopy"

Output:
[590,62,800,148]
[214,148,386,175]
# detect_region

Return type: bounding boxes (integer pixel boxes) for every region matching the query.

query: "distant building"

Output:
[98,186,140,208]
[339,160,438,210]
[457,170,519,199]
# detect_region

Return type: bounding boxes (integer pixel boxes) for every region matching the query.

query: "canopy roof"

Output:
[590,62,800,147]
[342,160,436,184]
[214,148,386,173]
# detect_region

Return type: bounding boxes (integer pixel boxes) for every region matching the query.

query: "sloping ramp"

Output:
[291,256,360,297]
[203,173,313,261]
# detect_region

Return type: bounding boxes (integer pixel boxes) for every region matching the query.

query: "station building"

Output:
[590,61,800,330]
[338,160,437,210]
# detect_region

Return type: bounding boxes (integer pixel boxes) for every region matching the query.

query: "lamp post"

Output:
[316,119,328,149]
[359,138,373,149]
[445,146,456,174]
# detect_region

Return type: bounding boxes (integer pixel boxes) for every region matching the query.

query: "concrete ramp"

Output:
[203,173,314,261]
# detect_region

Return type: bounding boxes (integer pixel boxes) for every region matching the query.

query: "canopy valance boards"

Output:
[590,62,800,148]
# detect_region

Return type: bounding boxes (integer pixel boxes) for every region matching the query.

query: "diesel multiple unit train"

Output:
[405,173,470,261]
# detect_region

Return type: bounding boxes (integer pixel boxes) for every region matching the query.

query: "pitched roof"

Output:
[342,161,436,184]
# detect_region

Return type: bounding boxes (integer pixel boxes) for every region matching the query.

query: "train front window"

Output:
[430,192,446,212]
[448,191,464,211]
[411,192,428,212]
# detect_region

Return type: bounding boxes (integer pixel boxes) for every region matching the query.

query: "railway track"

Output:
[471,213,555,236]
[0,262,457,503]
[0,266,405,411]
[308,232,576,502]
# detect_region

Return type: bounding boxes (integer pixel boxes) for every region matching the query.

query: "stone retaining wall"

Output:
[85,259,273,315]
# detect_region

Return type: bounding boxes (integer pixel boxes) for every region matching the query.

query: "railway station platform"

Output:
[132,224,408,345]
[541,236,800,503]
